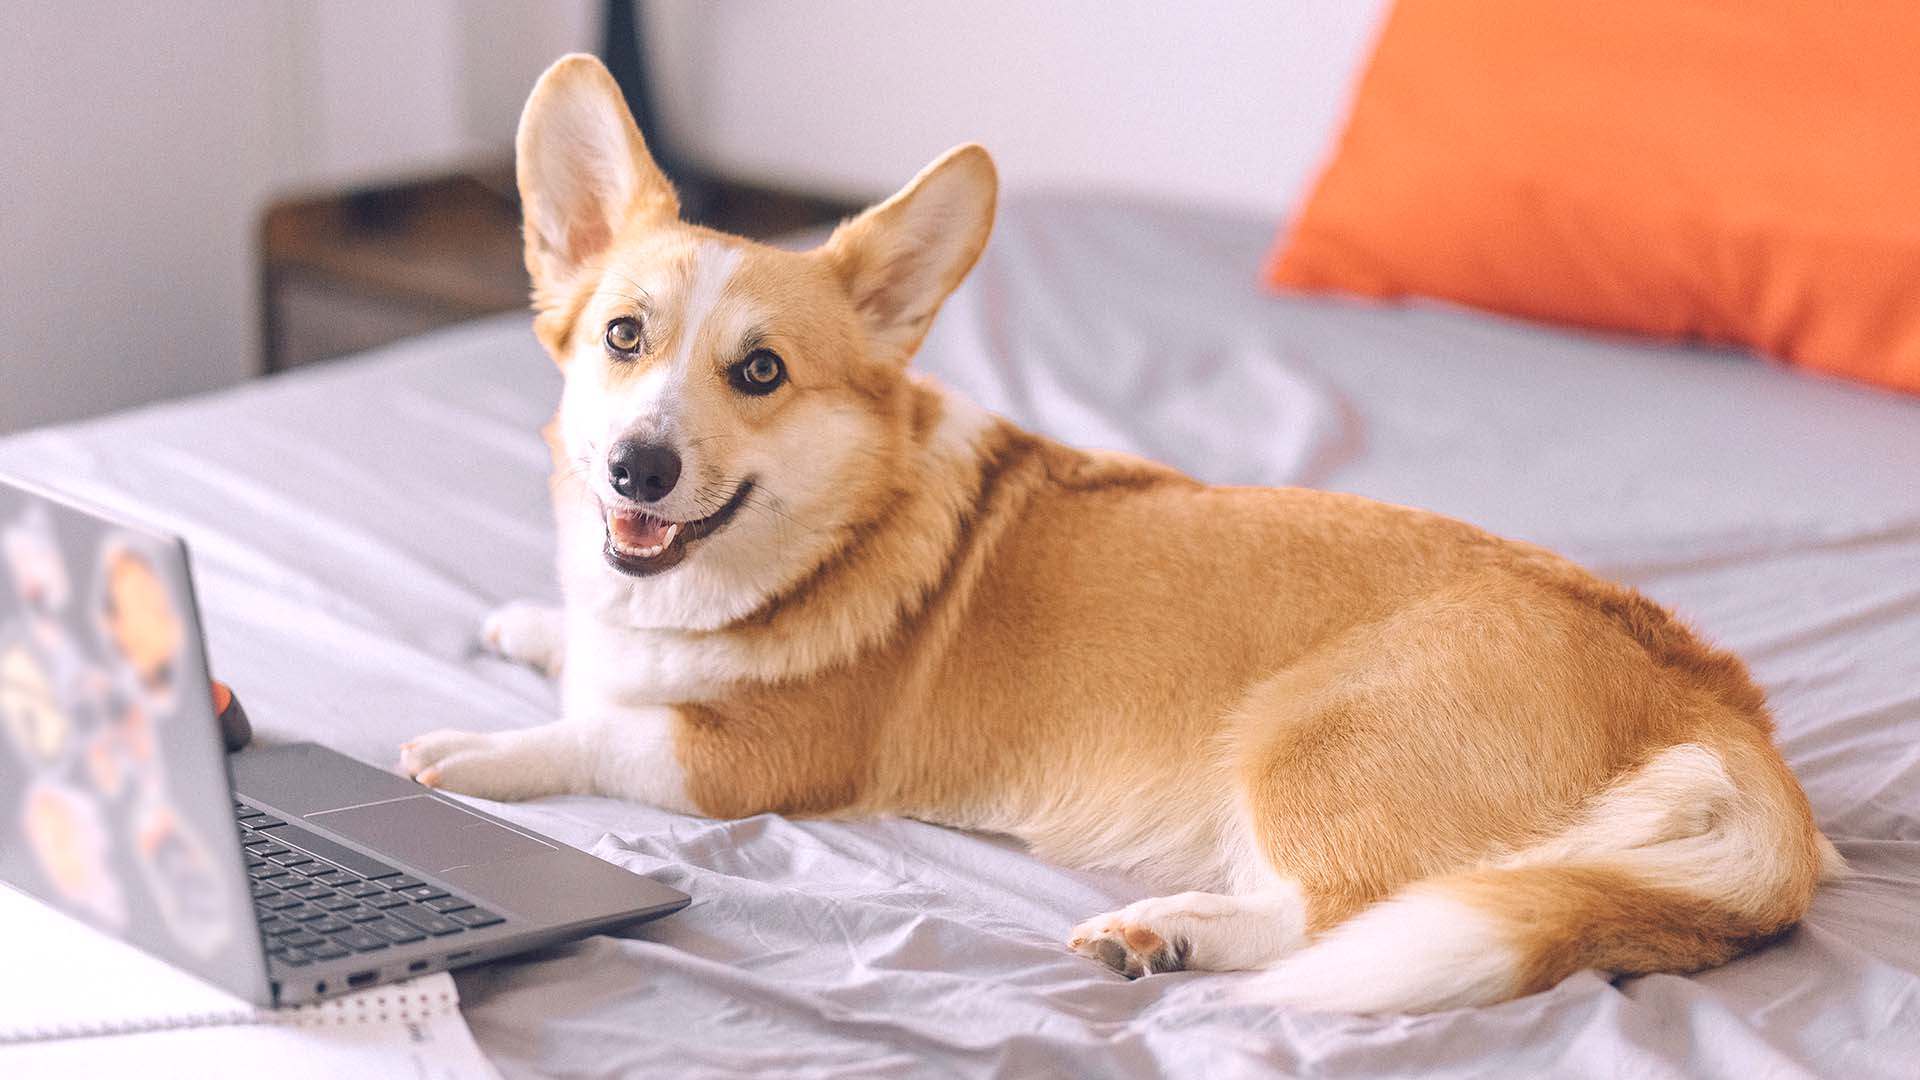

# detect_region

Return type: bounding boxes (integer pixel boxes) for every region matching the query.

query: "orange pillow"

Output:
[1267,1,1920,395]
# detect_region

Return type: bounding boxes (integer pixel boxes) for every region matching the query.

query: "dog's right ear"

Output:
[516,54,678,331]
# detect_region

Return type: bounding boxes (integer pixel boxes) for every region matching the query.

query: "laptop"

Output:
[0,474,687,1006]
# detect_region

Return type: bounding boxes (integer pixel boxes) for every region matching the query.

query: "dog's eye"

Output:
[604,317,643,357]
[731,349,786,395]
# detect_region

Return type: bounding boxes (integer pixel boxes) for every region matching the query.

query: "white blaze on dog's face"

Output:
[515,55,996,629]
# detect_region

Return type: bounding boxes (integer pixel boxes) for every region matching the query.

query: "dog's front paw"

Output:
[400,728,562,801]
[480,601,565,675]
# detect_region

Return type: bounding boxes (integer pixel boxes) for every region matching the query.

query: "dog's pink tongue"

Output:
[609,511,671,550]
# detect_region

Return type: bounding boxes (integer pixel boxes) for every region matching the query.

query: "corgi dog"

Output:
[401,54,1838,1014]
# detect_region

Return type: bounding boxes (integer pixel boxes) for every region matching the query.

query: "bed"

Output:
[3,196,1916,1078]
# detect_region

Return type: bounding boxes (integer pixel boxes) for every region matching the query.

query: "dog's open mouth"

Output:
[603,479,756,577]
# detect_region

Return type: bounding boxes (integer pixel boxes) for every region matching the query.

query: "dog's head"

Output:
[516,55,996,625]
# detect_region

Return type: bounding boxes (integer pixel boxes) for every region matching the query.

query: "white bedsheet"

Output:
[2,196,1916,1077]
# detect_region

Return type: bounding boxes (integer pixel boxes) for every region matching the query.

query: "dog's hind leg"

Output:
[480,600,566,676]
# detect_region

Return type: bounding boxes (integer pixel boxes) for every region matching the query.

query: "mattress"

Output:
[2,196,1916,1078]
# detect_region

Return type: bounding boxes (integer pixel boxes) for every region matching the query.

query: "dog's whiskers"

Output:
[742,491,816,537]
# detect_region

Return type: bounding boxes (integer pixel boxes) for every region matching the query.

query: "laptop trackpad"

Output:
[308,795,555,874]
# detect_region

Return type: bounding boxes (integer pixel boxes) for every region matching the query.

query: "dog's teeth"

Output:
[608,517,681,561]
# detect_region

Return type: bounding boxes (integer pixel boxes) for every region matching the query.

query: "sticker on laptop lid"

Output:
[132,797,234,956]
[0,640,70,765]
[21,778,128,929]
[93,538,187,719]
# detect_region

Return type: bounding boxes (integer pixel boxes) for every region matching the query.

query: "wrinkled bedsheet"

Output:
[2,196,1916,1078]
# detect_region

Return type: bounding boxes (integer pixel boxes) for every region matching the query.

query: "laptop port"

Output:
[347,970,378,988]
[408,960,430,973]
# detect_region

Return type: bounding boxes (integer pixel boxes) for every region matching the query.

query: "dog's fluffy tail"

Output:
[1246,741,1840,1014]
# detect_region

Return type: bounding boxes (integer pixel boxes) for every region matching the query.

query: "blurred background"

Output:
[0,1,1384,433]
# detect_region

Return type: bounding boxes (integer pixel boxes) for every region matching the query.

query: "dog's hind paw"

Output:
[1069,911,1192,979]
[480,601,565,676]
[1069,890,1309,978]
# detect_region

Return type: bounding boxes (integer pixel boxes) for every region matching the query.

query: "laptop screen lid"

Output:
[0,474,269,1004]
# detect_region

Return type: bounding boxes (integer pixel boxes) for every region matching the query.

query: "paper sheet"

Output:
[0,886,498,1079]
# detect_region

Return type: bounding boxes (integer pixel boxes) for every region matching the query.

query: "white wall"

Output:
[0,1,594,434]
[1,5,280,434]
[1,2,1382,434]
[644,0,1386,216]
[268,0,598,199]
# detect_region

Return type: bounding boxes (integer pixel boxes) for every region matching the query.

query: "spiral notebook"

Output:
[0,885,498,1079]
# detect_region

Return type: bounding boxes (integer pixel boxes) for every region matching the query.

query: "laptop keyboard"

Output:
[235,801,504,969]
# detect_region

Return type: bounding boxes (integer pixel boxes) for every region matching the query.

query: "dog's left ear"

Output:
[516,54,679,323]
[824,144,998,366]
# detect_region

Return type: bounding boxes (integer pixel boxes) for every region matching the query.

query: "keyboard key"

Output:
[243,854,267,870]
[341,906,384,924]
[236,803,261,817]
[277,949,313,967]
[282,929,326,948]
[266,824,401,880]
[342,881,385,898]
[367,893,410,910]
[332,929,387,952]
[286,905,327,922]
[312,870,358,888]
[257,893,303,911]
[366,919,427,945]
[316,895,360,912]
[388,906,463,936]
[249,816,286,829]
[265,941,288,956]
[309,916,350,935]
[241,835,275,849]
[289,861,336,878]
[422,896,474,914]
[249,882,279,900]
[308,942,351,961]
[287,883,330,901]
[254,845,290,859]
[385,876,424,891]
[394,884,449,902]
[448,907,505,929]
[257,917,294,936]
[266,852,314,868]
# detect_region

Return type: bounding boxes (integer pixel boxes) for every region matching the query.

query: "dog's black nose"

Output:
[607,440,681,502]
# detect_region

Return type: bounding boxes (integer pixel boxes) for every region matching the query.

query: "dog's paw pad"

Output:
[1069,913,1189,979]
